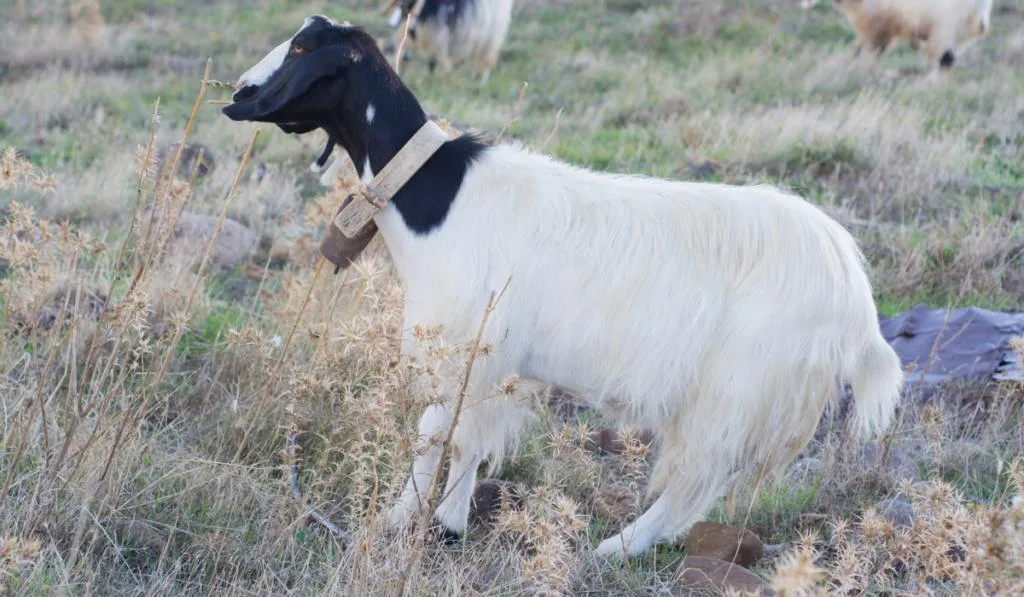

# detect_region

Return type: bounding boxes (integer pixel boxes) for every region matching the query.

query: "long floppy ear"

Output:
[223,45,351,123]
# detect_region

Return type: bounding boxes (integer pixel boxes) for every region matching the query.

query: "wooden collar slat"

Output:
[320,119,451,270]
[364,119,450,208]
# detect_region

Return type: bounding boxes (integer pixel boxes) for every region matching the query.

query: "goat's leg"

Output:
[595,442,733,559]
[594,490,673,559]
[434,377,536,540]
[387,403,452,531]
[433,438,484,541]
[476,45,499,86]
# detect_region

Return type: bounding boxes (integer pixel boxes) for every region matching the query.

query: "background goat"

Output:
[832,0,994,69]
[223,15,904,559]
[384,0,514,83]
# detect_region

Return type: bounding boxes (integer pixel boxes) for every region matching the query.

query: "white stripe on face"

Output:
[234,17,320,89]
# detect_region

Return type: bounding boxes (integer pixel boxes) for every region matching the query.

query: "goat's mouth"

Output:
[222,98,260,122]
[222,88,320,135]
[232,84,259,103]
[223,85,262,122]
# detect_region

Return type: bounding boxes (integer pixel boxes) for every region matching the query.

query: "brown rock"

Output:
[685,522,764,568]
[115,518,167,555]
[156,142,216,181]
[677,556,773,596]
[547,385,588,420]
[469,480,524,527]
[170,212,258,271]
[876,498,915,529]
[585,427,655,455]
[27,280,107,333]
[590,485,639,524]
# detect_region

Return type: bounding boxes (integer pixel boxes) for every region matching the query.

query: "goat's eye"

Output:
[292,45,305,55]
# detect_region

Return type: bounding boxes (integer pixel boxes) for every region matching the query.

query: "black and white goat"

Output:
[385,0,514,83]
[223,16,904,559]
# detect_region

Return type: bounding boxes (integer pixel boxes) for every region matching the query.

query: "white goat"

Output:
[223,15,904,559]
[385,0,514,83]
[832,0,994,69]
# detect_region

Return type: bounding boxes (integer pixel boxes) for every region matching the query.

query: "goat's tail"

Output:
[846,333,903,438]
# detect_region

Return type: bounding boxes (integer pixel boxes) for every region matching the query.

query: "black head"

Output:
[223,15,488,238]
[223,15,390,129]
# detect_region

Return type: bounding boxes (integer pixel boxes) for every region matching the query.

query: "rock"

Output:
[677,556,773,596]
[115,518,167,555]
[11,280,107,335]
[590,485,639,525]
[876,498,914,529]
[172,212,258,271]
[796,513,830,534]
[585,427,655,456]
[156,142,216,181]
[684,160,721,180]
[469,480,524,528]
[684,522,764,568]
[857,443,923,483]
[785,457,824,486]
[546,385,589,420]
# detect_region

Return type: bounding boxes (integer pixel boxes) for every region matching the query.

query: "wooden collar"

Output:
[320,120,451,271]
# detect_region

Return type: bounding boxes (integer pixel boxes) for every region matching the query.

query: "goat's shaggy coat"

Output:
[389,0,513,82]
[833,0,993,68]
[224,15,904,558]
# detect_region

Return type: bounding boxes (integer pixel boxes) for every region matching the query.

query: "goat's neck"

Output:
[323,64,487,240]
[324,71,427,183]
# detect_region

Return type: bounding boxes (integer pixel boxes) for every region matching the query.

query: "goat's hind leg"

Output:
[594,446,734,560]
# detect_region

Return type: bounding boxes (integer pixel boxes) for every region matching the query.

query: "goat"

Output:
[832,0,994,69]
[384,0,514,83]
[222,15,904,559]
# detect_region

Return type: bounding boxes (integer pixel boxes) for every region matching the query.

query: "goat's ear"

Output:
[223,46,350,123]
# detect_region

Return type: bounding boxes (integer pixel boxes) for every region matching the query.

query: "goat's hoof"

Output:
[431,521,462,546]
[594,534,642,561]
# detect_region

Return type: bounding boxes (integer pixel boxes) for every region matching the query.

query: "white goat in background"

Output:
[223,15,904,559]
[385,0,514,83]
[831,0,994,69]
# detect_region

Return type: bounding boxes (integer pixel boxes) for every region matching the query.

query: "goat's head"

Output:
[224,15,427,182]
[225,16,377,129]
[226,15,362,128]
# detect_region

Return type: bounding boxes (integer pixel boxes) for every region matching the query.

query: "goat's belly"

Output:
[516,301,712,427]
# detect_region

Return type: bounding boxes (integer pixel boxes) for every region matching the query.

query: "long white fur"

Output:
[374,141,904,558]
[401,0,514,83]
[833,0,994,67]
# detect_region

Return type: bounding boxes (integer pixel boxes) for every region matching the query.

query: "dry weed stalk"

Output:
[394,12,414,76]
[496,82,529,143]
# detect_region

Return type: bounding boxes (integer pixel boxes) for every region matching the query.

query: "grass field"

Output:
[2,0,1024,594]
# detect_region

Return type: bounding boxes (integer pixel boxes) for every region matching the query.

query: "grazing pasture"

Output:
[2,0,1023,594]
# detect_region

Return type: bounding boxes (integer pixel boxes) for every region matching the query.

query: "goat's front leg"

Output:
[433,434,484,541]
[387,403,452,532]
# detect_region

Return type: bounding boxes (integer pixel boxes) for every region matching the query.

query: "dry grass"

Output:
[2,0,1024,595]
